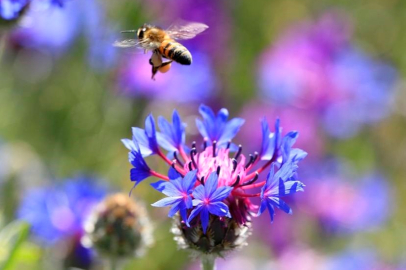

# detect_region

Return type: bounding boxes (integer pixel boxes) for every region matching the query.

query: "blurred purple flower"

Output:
[258,12,397,138]
[238,101,324,159]
[17,175,108,245]
[298,159,392,234]
[116,49,216,102]
[142,0,232,62]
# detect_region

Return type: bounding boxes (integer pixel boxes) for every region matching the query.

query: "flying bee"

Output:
[114,22,209,80]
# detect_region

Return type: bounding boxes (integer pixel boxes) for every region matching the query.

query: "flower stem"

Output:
[201,256,216,270]
[110,256,119,270]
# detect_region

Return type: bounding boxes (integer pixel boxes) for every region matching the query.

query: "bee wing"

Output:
[113,39,140,48]
[166,22,209,40]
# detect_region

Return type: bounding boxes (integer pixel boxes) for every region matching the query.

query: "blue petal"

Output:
[150,180,167,192]
[145,114,160,153]
[151,197,182,207]
[187,204,203,224]
[204,172,219,199]
[156,132,177,152]
[281,131,299,163]
[274,160,298,183]
[288,148,308,163]
[269,197,292,214]
[199,104,216,122]
[192,199,203,206]
[200,207,209,234]
[168,201,181,217]
[130,167,151,183]
[260,118,275,160]
[182,170,198,193]
[207,201,231,217]
[179,204,190,226]
[196,118,209,139]
[257,199,268,216]
[150,180,181,197]
[283,180,305,195]
[274,118,282,149]
[172,110,184,146]
[192,185,205,201]
[158,116,174,144]
[132,127,153,157]
[121,139,137,151]
[218,118,245,145]
[210,186,233,202]
[184,196,193,209]
[266,202,275,222]
[168,166,182,181]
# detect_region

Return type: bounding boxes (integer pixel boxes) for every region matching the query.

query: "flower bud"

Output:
[83,193,153,258]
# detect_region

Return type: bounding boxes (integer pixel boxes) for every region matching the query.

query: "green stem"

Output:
[110,256,118,270]
[200,256,216,270]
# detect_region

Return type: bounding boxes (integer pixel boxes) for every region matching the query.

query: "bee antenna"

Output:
[121,30,137,33]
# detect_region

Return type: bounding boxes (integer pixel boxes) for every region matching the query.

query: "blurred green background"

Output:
[1,0,406,269]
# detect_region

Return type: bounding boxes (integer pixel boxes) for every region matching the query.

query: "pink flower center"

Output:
[184,148,247,187]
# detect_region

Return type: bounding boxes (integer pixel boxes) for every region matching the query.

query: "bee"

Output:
[114,22,208,80]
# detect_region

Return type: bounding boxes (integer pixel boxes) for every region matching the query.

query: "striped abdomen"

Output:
[158,39,192,65]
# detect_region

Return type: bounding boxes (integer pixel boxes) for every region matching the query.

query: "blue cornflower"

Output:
[260,118,282,161]
[131,114,160,157]
[151,169,197,225]
[258,162,305,222]
[156,110,186,155]
[17,175,108,245]
[0,0,28,21]
[122,105,307,253]
[187,172,233,233]
[121,139,152,187]
[196,104,245,147]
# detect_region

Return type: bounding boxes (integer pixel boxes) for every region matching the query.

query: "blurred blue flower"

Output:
[325,249,395,270]
[17,175,108,245]
[151,169,197,225]
[9,0,117,69]
[0,0,29,21]
[258,12,397,138]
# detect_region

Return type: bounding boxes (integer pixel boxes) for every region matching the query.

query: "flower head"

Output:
[83,193,153,258]
[17,175,108,245]
[122,105,307,254]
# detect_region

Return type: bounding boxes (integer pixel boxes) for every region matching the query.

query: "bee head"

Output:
[137,27,146,40]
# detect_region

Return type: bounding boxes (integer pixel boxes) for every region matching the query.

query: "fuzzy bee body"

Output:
[115,22,208,79]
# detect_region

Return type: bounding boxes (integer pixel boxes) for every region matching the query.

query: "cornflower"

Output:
[122,105,307,265]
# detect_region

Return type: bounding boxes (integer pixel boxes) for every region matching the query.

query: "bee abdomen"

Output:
[159,40,192,65]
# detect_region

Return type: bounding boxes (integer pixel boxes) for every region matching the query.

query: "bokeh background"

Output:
[0,0,405,269]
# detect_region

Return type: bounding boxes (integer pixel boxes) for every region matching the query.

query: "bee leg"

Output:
[160,60,172,68]
[151,66,159,80]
